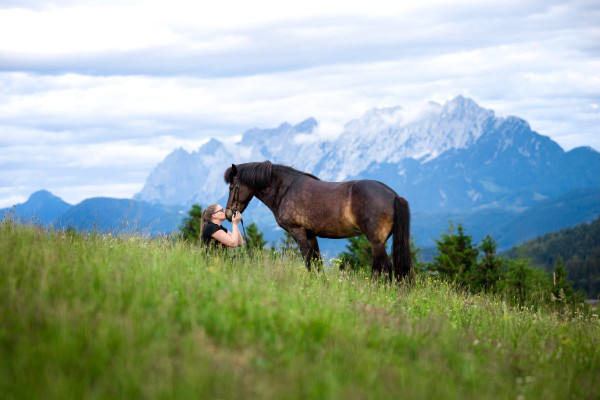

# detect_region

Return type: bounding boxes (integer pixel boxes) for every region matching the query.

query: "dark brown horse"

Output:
[224,161,412,281]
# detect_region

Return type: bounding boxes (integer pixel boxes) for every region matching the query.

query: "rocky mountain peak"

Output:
[199,138,225,153]
[134,96,599,208]
[294,117,318,132]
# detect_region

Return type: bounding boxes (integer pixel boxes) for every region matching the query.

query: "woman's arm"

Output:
[232,211,243,247]
[211,228,240,247]
[210,212,244,248]
[231,220,243,247]
[237,225,243,246]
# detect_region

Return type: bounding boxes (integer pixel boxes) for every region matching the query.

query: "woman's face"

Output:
[212,206,226,222]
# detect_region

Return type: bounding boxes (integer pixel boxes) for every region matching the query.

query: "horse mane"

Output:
[224,161,320,190]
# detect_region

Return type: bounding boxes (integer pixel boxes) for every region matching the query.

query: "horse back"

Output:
[278,179,397,240]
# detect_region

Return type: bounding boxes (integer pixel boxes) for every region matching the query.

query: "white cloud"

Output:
[0,6,180,53]
[294,120,344,144]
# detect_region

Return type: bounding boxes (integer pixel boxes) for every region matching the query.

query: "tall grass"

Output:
[1,218,599,399]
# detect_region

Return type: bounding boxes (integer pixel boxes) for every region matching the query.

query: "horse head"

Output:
[223,163,260,221]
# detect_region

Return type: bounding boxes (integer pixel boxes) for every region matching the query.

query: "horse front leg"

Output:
[305,231,323,272]
[287,228,318,271]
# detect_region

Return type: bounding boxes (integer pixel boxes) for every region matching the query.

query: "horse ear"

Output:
[231,164,238,176]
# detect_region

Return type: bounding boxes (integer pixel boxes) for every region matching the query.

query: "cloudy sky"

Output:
[1,0,599,207]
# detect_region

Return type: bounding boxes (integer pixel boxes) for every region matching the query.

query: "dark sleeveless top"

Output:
[202,222,228,247]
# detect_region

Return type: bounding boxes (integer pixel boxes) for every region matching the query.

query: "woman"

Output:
[200,204,244,247]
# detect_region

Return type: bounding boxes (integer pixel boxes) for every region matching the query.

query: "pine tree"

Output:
[245,222,267,251]
[273,231,302,257]
[179,204,203,244]
[504,258,532,306]
[430,222,478,285]
[472,235,503,291]
[411,238,428,274]
[552,256,584,304]
[338,234,372,271]
[502,258,550,306]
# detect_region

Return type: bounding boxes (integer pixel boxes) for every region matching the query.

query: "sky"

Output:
[1,0,599,208]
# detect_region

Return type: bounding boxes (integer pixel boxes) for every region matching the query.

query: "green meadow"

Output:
[1,218,599,399]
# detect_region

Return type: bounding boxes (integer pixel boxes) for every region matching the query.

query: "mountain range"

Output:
[3,96,599,255]
[135,96,600,212]
[1,190,185,235]
[2,190,72,225]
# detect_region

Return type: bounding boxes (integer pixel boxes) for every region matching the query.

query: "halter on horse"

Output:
[225,175,246,237]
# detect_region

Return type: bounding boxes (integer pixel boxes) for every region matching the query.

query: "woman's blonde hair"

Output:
[200,204,221,236]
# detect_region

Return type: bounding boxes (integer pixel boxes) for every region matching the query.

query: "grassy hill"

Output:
[1,219,599,399]
[503,217,600,298]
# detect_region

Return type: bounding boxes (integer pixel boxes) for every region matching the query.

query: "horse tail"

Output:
[393,196,413,282]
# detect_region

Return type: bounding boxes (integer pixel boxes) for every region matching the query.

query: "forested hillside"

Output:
[503,217,600,298]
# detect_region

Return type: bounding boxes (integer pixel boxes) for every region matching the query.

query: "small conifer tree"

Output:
[273,231,302,257]
[245,222,267,251]
[430,222,478,285]
[505,258,532,305]
[338,234,372,271]
[472,235,503,291]
[411,238,428,274]
[179,204,203,244]
[552,256,584,304]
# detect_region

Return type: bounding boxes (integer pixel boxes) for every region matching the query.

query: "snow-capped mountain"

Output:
[134,117,330,206]
[136,138,257,207]
[316,96,495,181]
[134,96,600,215]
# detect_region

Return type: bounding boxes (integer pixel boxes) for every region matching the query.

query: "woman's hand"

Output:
[232,211,242,224]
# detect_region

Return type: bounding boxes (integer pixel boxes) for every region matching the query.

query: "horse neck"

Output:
[254,170,294,210]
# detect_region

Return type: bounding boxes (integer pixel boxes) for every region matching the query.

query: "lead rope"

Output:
[240,219,247,249]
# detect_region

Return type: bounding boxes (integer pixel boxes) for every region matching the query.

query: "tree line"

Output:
[337,222,588,308]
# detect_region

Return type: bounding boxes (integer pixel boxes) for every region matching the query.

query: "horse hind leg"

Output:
[370,242,392,281]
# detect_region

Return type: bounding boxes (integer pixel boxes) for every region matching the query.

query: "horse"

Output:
[223,161,413,281]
